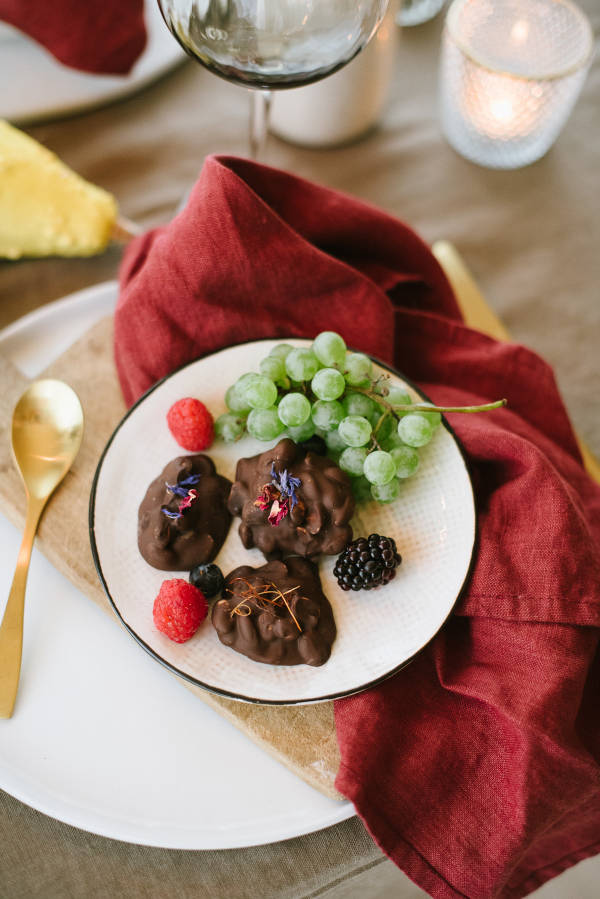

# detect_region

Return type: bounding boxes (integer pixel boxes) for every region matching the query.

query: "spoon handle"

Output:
[0,497,45,719]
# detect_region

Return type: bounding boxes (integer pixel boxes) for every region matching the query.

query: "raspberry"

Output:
[333,534,402,592]
[153,578,208,643]
[167,398,214,451]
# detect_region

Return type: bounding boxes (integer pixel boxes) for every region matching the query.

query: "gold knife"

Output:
[432,240,600,486]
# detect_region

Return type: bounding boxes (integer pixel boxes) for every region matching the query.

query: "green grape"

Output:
[381,431,405,452]
[311,399,345,431]
[243,375,278,410]
[398,413,434,447]
[269,343,294,360]
[390,445,420,478]
[287,419,316,442]
[234,371,260,392]
[225,383,251,414]
[363,450,397,485]
[387,387,413,417]
[387,386,412,407]
[351,476,373,503]
[417,407,442,428]
[339,446,369,477]
[312,331,347,367]
[343,352,372,386]
[371,479,401,503]
[311,368,345,401]
[338,415,372,447]
[259,355,286,384]
[370,410,395,442]
[215,413,245,443]
[342,392,374,418]
[325,427,347,453]
[278,392,311,427]
[247,408,285,441]
[285,348,321,381]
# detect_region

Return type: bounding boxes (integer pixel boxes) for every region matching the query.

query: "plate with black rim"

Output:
[90,338,476,705]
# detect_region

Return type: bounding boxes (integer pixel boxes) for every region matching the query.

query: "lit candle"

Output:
[460,66,543,140]
[439,0,593,169]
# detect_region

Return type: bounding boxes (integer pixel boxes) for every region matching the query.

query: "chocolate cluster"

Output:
[227,438,354,559]
[212,557,336,667]
[138,454,231,571]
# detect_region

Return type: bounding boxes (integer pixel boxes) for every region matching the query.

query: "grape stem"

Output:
[370,412,387,450]
[353,387,507,418]
[397,400,507,414]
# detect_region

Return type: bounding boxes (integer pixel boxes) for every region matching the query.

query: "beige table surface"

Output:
[1,4,599,898]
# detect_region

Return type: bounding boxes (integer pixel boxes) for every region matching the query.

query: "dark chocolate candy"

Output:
[228,438,354,558]
[212,557,336,667]
[138,454,231,571]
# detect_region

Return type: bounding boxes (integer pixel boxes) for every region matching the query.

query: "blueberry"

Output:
[189,563,224,599]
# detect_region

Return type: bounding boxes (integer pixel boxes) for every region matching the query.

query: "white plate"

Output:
[0,4,186,125]
[91,341,476,704]
[0,282,354,848]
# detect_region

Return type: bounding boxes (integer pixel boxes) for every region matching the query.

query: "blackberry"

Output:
[333,534,402,592]
[189,563,224,599]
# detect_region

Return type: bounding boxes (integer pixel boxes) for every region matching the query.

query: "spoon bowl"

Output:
[0,379,83,718]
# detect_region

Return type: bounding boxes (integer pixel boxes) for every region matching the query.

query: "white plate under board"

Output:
[0,281,354,849]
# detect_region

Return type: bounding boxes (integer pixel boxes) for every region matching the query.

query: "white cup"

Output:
[269,2,398,148]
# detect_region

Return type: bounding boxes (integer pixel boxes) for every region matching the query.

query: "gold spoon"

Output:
[0,379,84,719]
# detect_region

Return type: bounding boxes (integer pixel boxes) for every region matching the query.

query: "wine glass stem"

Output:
[249,89,272,160]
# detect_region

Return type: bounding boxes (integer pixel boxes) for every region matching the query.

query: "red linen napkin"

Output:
[114,156,600,899]
[0,0,146,75]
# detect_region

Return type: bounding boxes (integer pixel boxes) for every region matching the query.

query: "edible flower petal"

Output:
[268,498,289,526]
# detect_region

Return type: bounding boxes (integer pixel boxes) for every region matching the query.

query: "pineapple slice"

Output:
[0,119,117,259]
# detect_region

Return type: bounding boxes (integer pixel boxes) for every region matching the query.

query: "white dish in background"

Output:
[0,4,186,125]
[0,282,354,848]
[91,341,476,704]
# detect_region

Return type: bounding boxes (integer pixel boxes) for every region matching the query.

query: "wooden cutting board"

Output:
[0,319,342,801]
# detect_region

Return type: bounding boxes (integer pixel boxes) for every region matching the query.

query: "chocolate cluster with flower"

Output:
[227,438,354,559]
[138,454,232,571]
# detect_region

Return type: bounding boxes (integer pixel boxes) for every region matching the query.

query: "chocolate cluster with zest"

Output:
[212,558,336,666]
[228,438,355,559]
[138,454,232,571]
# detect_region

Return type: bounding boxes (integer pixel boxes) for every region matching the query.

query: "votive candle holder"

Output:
[439,0,594,169]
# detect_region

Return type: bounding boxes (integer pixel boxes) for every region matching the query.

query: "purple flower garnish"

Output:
[254,466,302,527]
[162,507,181,520]
[165,472,202,497]
[270,463,301,510]
[162,473,202,521]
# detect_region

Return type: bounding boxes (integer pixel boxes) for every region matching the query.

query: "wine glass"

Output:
[157,0,390,157]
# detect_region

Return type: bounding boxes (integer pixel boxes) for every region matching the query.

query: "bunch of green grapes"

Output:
[215,331,505,505]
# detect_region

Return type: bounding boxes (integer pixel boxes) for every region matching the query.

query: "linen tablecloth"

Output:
[1,4,599,897]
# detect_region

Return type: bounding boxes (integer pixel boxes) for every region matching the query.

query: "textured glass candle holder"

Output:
[439,0,593,169]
